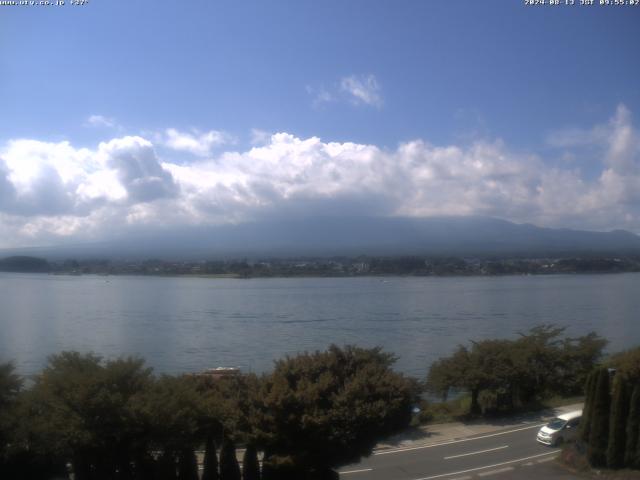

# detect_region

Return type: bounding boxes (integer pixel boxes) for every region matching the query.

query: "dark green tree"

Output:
[0,362,22,477]
[426,346,469,403]
[427,345,487,413]
[260,452,275,480]
[580,370,597,443]
[257,345,416,475]
[0,362,21,407]
[428,339,519,414]
[587,368,611,467]
[178,448,199,480]
[131,374,204,478]
[98,356,154,478]
[21,352,104,478]
[609,347,640,383]
[156,451,177,480]
[242,444,260,480]
[625,386,640,469]
[556,332,608,396]
[219,438,241,480]
[202,436,219,480]
[0,255,50,272]
[427,326,606,416]
[18,352,154,479]
[133,452,156,480]
[512,325,566,402]
[607,375,629,468]
[470,339,518,412]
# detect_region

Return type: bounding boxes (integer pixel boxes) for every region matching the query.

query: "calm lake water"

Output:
[1,272,639,379]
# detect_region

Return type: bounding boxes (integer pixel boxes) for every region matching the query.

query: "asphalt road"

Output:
[338,422,568,480]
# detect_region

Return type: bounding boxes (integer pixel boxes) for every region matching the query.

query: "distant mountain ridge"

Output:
[2,216,640,260]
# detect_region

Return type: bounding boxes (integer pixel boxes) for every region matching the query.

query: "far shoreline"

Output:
[1,270,639,280]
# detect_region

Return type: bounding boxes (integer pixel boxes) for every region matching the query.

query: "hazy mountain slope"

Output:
[2,216,640,260]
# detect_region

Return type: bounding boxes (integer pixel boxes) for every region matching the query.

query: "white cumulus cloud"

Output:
[162,128,231,156]
[0,106,639,248]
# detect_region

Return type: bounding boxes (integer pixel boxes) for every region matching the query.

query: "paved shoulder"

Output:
[339,403,584,480]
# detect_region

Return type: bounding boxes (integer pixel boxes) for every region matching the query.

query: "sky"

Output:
[0,0,639,248]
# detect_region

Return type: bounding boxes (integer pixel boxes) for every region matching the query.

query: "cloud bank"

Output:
[1,106,639,248]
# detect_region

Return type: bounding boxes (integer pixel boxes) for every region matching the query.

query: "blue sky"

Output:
[1,0,639,247]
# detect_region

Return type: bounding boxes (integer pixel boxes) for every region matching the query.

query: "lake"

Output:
[1,272,639,379]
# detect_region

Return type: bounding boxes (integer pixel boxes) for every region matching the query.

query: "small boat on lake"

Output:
[193,367,241,380]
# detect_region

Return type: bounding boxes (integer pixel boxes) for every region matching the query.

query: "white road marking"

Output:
[477,466,514,477]
[444,445,508,460]
[410,450,560,480]
[521,462,534,466]
[340,468,373,475]
[536,456,555,463]
[374,424,545,456]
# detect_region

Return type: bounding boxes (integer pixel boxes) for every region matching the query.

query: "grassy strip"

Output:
[413,395,584,426]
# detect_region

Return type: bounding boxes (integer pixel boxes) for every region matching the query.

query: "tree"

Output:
[512,326,606,403]
[428,339,521,414]
[469,339,518,412]
[580,370,597,443]
[625,386,640,469]
[257,345,415,476]
[609,347,640,383]
[427,344,491,414]
[0,362,21,406]
[0,255,50,272]
[554,331,607,396]
[19,352,153,479]
[426,346,469,403]
[513,325,566,402]
[607,374,629,468]
[242,444,260,480]
[22,352,103,478]
[0,362,22,477]
[219,438,241,480]
[178,448,199,480]
[426,326,606,416]
[156,451,177,480]
[132,374,205,477]
[201,436,219,480]
[587,368,610,467]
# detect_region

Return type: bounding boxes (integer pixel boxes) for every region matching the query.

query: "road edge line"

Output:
[410,450,560,480]
[443,445,508,460]
[374,423,545,456]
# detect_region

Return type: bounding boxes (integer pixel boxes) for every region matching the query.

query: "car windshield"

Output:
[546,418,567,430]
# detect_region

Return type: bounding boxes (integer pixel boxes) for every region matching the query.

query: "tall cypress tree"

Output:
[177,449,199,480]
[202,436,219,480]
[587,368,610,467]
[637,427,640,472]
[580,370,597,443]
[242,444,260,480]
[606,375,629,469]
[156,451,177,480]
[133,452,156,480]
[219,439,241,480]
[626,386,640,469]
[261,452,275,480]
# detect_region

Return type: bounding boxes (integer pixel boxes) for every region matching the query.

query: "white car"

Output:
[536,410,582,446]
